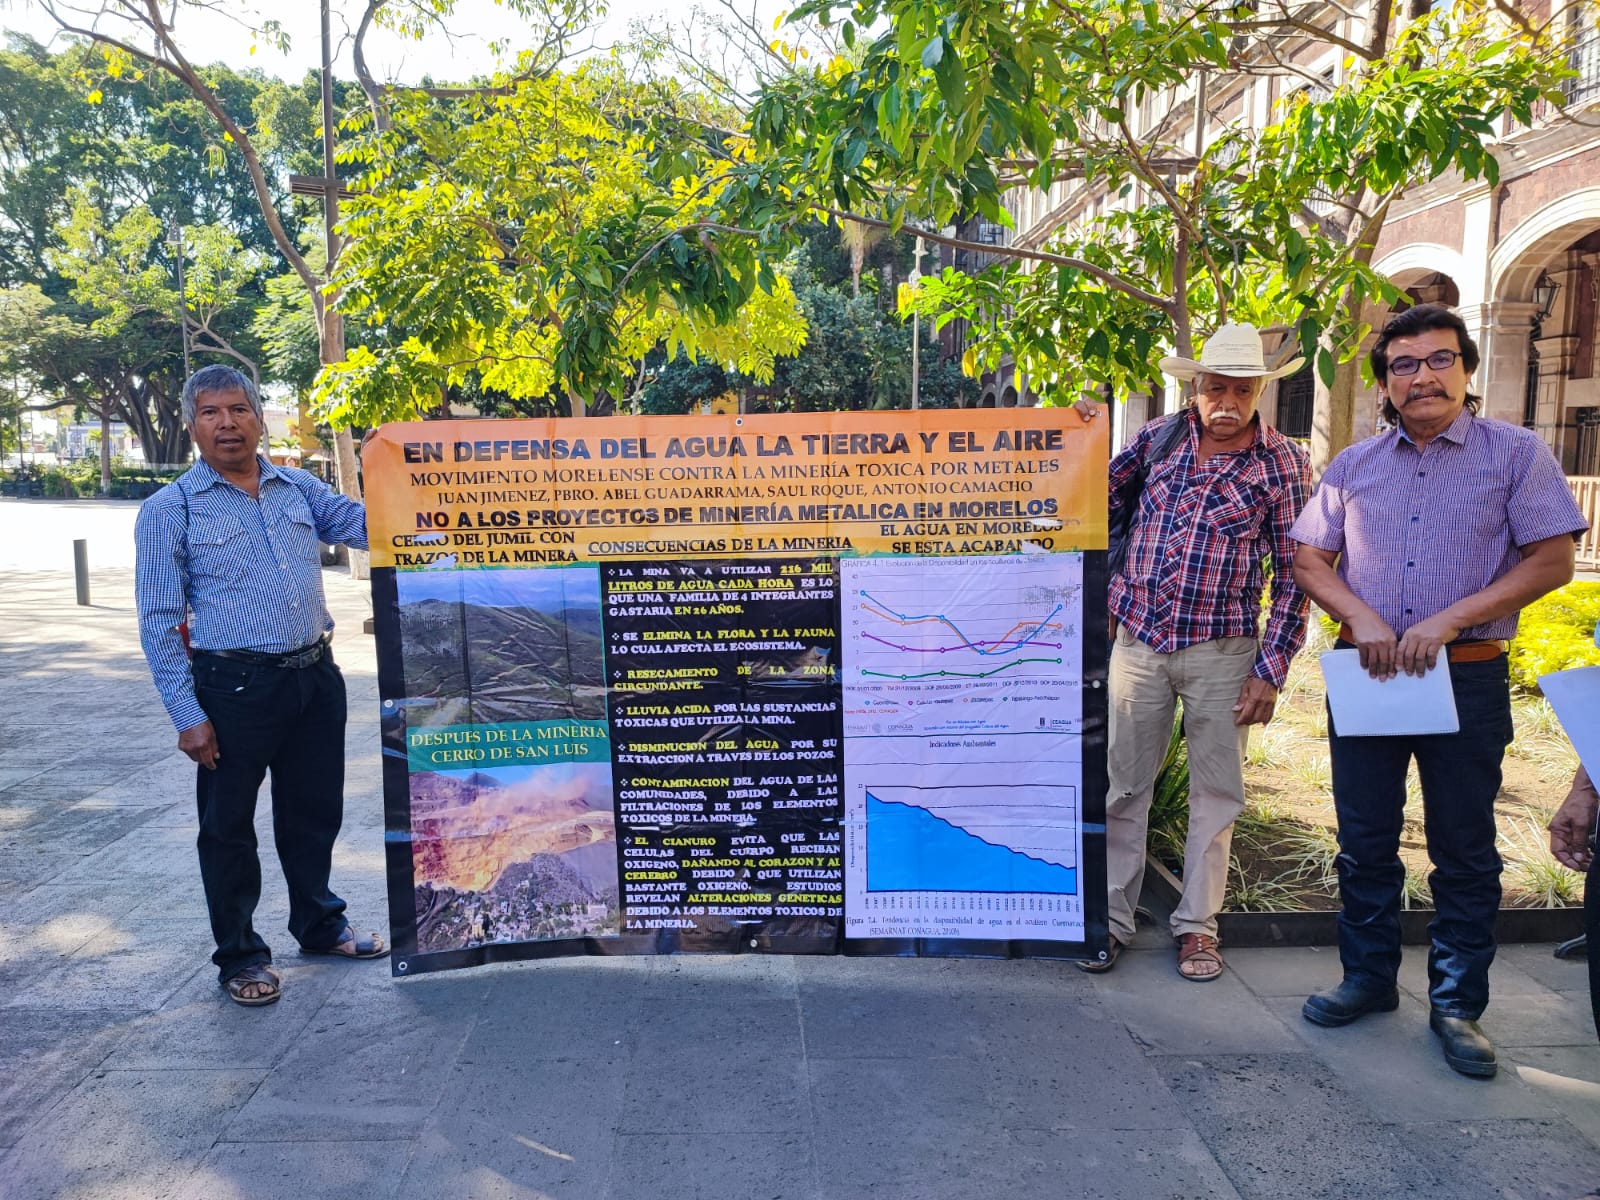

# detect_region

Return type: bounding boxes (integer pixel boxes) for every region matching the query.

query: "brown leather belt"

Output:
[1337,624,1506,663]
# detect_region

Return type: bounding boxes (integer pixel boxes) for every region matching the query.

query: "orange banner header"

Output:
[362,408,1108,569]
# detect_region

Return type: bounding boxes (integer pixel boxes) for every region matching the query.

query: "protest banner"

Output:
[363,408,1109,975]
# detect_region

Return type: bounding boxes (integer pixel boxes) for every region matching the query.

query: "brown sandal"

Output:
[1077,935,1123,973]
[302,925,387,959]
[1176,933,1223,982]
[223,964,282,1006]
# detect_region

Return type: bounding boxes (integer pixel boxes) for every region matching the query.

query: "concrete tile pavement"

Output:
[1,498,1597,1199]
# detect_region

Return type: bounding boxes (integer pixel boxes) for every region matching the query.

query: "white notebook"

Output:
[1319,649,1460,737]
[1537,665,1600,778]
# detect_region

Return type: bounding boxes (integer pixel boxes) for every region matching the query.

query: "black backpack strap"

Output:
[1147,410,1190,467]
[1108,411,1190,578]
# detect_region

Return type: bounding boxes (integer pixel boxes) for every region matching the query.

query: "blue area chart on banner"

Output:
[840,555,1086,942]
[864,788,1078,894]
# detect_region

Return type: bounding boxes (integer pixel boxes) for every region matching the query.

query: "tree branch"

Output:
[188,324,261,386]
[825,208,1177,315]
[1109,114,1229,315]
[996,154,1200,184]
[40,2,323,317]
[1229,18,1373,61]
[352,0,391,136]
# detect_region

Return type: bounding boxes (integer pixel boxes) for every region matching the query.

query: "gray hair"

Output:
[181,365,263,427]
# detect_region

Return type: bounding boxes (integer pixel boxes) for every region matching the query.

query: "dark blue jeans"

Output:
[193,650,350,983]
[1587,835,1599,1041]
[1327,653,1513,1019]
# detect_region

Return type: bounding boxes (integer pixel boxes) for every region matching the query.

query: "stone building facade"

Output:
[1372,109,1600,473]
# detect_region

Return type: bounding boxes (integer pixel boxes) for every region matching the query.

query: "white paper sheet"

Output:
[1536,665,1600,779]
[1319,649,1459,736]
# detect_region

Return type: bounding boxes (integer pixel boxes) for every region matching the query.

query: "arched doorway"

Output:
[1489,189,1600,471]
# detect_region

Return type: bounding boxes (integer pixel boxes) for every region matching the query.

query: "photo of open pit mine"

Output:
[410,762,620,952]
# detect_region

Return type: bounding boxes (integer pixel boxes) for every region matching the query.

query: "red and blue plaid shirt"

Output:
[1108,408,1311,687]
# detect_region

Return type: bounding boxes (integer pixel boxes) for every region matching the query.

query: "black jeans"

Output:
[193,650,350,983]
[1327,654,1513,1019]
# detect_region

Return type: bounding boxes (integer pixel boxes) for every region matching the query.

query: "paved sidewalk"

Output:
[1,499,1597,1199]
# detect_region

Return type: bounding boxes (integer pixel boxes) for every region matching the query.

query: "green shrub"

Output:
[106,464,185,498]
[1,462,186,499]
[36,466,78,497]
[1509,582,1600,694]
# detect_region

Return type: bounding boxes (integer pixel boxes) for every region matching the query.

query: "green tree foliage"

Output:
[754,245,967,412]
[253,252,326,395]
[635,222,973,414]
[0,35,312,463]
[712,0,1570,452]
[46,189,274,463]
[634,351,731,416]
[318,58,809,423]
[0,34,294,284]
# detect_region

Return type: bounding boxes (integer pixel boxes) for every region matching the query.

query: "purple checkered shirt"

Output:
[1290,410,1588,641]
[1108,409,1312,688]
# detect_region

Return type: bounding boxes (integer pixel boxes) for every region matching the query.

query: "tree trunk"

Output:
[320,309,369,579]
[1309,205,1386,477]
[121,396,160,466]
[1310,345,1359,479]
[98,404,112,495]
[120,378,188,466]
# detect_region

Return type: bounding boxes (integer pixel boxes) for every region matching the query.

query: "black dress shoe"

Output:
[1429,1011,1497,1078]
[1302,978,1401,1027]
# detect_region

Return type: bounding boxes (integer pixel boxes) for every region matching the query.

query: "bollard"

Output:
[73,539,90,606]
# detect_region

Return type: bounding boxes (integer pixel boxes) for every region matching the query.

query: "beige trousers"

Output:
[1105,627,1255,943]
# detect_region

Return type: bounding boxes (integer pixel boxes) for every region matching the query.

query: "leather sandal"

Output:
[303,925,387,959]
[223,963,282,1007]
[1077,935,1123,973]
[1176,933,1223,981]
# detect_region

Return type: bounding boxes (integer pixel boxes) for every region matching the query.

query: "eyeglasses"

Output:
[1387,349,1463,377]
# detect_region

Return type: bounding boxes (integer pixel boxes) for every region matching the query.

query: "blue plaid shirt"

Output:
[135,456,368,732]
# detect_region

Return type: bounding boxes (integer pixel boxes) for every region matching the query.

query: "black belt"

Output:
[196,634,331,670]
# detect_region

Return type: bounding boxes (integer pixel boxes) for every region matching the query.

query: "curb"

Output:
[1144,859,1585,946]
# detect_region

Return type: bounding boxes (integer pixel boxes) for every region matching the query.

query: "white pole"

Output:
[911,235,924,410]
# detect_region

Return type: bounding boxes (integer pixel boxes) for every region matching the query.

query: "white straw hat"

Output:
[1158,322,1305,381]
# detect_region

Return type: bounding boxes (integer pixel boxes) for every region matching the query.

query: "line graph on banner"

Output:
[862,783,1079,896]
[843,558,1081,684]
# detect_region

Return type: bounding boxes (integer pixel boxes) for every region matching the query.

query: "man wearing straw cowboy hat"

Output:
[1082,323,1311,981]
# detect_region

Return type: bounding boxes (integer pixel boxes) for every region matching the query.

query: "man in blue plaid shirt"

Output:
[135,366,386,1007]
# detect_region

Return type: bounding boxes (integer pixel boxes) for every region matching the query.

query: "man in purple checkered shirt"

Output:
[1292,303,1588,1079]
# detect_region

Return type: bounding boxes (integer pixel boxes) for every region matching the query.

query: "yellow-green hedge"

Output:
[1511,582,1600,694]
